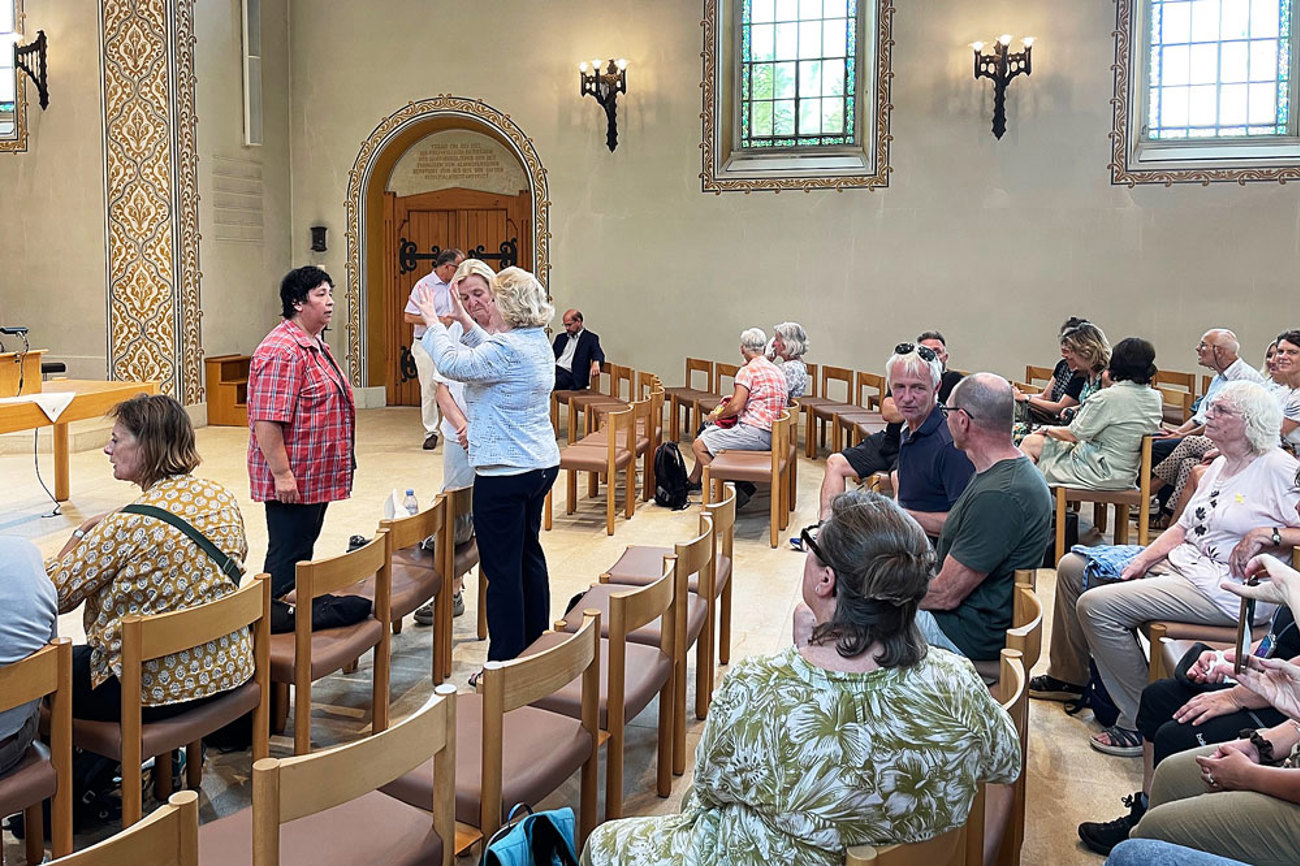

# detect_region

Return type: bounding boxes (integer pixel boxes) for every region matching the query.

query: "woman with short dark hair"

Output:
[582,491,1021,866]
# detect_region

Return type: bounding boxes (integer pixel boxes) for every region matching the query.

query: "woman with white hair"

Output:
[770,321,809,401]
[414,264,559,671]
[687,327,789,495]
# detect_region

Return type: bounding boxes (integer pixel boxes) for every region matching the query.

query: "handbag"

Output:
[480,804,579,866]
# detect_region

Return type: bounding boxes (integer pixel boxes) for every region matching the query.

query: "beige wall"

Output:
[0,0,106,378]
[286,0,1300,387]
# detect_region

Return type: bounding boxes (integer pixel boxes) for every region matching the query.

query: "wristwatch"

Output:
[1272,527,1283,547]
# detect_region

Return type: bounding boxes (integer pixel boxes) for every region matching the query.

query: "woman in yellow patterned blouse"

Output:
[46,394,254,722]
[582,491,1021,866]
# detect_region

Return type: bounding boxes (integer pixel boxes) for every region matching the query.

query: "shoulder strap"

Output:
[121,503,243,580]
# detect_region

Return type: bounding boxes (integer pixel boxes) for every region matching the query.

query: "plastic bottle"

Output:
[403,489,419,516]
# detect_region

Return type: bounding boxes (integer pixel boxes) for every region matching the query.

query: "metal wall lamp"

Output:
[578,57,627,152]
[14,29,49,110]
[972,34,1032,139]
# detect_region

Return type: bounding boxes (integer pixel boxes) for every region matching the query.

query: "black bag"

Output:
[269,594,373,634]
[1042,509,1079,567]
[653,442,690,511]
[1064,658,1120,729]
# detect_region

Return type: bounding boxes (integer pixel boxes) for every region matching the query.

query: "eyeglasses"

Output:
[1203,403,1239,419]
[894,342,937,363]
[937,403,976,422]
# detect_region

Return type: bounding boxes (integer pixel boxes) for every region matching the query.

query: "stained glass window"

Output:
[0,4,16,138]
[740,0,857,149]
[1147,0,1294,139]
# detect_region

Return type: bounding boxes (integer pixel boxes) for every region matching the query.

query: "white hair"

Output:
[773,322,808,359]
[740,328,768,354]
[1212,380,1283,455]
[885,349,942,389]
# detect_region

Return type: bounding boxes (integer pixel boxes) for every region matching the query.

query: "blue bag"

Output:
[480,804,579,866]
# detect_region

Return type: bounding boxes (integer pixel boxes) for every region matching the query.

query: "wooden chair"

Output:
[552,361,612,441]
[569,363,635,439]
[831,372,886,453]
[526,557,676,819]
[378,496,450,682]
[992,649,1029,866]
[971,577,1043,684]
[0,639,72,863]
[197,686,457,866]
[52,790,199,866]
[72,575,271,827]
[808,365,857,458]
[631,377,666,500]
[693,361,739,419]
[382,614,603,855]
[562,516,714,772]
[845,791,985,866]
[1024,365,1055,392]
[1051,435,1155,565]
[1154,369,1198,424]
[704,409,794,547]
[544,402,638,536]
[664,357,714,442]
[436,486,482,658]
[269,535,391,755]
[568,388,659,505]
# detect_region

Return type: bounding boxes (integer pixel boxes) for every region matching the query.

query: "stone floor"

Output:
[0,406,1141,864]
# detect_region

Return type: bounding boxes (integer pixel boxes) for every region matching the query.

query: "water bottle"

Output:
[403,489,419,516]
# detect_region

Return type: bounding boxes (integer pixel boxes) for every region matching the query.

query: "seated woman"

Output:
[1030,381,1300,756]
[1021,336,1163,490]
[45,394,254,723]
[1119,553,1300,866]
[1267,329,1300,450]
[0,537,58,776]
[769,320,809,402]
[1014,315,1090,423]
[686,327,790,496]
[581,491,1021,866]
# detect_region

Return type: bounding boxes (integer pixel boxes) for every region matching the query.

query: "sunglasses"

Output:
[937,403,977,422]
[894,342,937,363]
[800,523,837,596]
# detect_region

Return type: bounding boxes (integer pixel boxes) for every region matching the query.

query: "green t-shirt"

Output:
[931,456,1051,660]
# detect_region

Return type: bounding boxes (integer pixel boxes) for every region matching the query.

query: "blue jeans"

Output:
[914,609,964,655]
[1107,839,1248,866]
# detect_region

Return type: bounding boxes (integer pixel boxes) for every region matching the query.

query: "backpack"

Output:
[481,804,578,866]
[653,442,690,511]
[1064,658,1120,729]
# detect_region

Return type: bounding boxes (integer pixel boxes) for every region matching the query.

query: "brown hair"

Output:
[1060,322,1111,374]
[109,394,200,489]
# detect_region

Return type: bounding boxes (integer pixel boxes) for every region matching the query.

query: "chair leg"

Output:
[392,617,403,635]
[186,740,203,788]
[343,657,359,674]
[294,678,312,755]
[605,722,624,821]
[769,480,780,548]
[544,488,553,530]
[1115,505,1130,545]
[1054,490,1066,567]
[672,648,688,776]
[720,576,733,666]
[477,570,489,641]
[1094,502,1108,535]
[154,755,173,801]
[624,462,635,520]
[804,409,815,459]
[579,744,598,849]
[271,682,290,735]
[567,469,578,515]
[24,803,43,865]
[656,677,673,797]
[606,468,615,536]
[696,617,713,720]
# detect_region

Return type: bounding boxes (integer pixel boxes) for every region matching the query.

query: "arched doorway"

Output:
[343,96,552,393]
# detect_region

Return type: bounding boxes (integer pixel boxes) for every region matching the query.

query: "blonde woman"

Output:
[414,264,559,670]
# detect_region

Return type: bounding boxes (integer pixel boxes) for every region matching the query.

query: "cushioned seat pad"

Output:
[348,560,441,621]
[559,446,634,472]
[73,681,261,761]
[197,789,442,866]
[560,584,708,648]
[269,620,385,682]
[707,450,786,483]
[522,632,672,729]
[0,742,55,817]
[381,694,592,826]
[603,546,731,594]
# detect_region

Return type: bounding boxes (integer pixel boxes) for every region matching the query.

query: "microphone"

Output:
[0,326,29,336]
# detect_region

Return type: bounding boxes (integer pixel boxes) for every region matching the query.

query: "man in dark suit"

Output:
[553,308,605,390]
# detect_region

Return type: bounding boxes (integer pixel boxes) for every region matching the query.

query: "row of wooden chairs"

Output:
[703,408,798,547]
[1019,364,1202,427]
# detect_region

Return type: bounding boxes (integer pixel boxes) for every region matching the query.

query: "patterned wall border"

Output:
[100,0,203,401]
[1109,0,1300,186]
[699,0,895,193]
[0,0,28,153]
[343,95,551,387]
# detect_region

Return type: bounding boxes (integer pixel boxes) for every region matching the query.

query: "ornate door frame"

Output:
[343,95,552,388]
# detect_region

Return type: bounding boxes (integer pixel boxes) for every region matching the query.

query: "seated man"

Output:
[817,331,963,520]
[914,374,1052,661]
[0,537,59,775]
[888,341,975,540]
[552,308,604,391]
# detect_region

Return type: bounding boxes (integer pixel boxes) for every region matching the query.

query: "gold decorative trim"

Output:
[1109,0,1300,186]
[0,0,29,153]
[343,95,551,387]
[699,0,895,193]
[100,0,202,399]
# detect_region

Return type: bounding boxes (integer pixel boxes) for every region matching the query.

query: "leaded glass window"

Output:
[0,2,16,139]
[739,0,857,149]
[1147,0,1294,139]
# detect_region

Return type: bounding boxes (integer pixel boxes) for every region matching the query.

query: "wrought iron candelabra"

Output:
[972,35,1032,139]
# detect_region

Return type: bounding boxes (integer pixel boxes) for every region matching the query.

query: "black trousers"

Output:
[1136,676,1286,765]
[554,367,578,391]
[264,500,329,598]
[71,645,218,723]
[473,466,559,662]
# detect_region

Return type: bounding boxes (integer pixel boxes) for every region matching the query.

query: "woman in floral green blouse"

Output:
[582,491,1021,866]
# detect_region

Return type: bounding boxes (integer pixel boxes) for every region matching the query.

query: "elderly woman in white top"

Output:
[415,263,560,668]
[770,321,810,402]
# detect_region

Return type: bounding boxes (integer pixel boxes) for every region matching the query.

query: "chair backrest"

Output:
[685,357,714,392]
[635,370,658,399]
[1006,585,1043,672]
[715,362,740,395]
[608,364,636,402]
[1024,365,1054,390]
[250,686,457,866]
[54,790,200,866]
[996,649,1029,866]
[822,365,853,403]
[857,371,885,408]
[677,512,716,604]
[1154,369,1197,395]
[294,530,390,611]
[804,362,819,397]
[0,638,73,856]
[647,386,665,443]
[379,495,449,559]
[845,787,985,866]
[1013,568,1037,592]
[770,409,793,476]
[704,482,737,567]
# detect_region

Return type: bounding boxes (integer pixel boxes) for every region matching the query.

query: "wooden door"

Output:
[383,187,532,406]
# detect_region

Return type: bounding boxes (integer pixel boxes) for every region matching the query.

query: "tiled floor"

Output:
[1,407,1140,863]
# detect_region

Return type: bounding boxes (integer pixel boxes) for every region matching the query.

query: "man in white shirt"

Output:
[405,248,465,449]
[552,309,605,391]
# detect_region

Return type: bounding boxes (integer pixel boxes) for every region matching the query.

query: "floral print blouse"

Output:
[582,646,1021,866]
[45,475,255,706]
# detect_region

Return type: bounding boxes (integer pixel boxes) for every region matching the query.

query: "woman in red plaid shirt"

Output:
[247,266,356,599]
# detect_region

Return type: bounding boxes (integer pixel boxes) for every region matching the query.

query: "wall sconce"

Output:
[13,29,49,111]
[971,34,1033,139]
[578,57,627,152]
[310,225,327,252]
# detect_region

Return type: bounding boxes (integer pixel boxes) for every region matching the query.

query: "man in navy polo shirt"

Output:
[888,341,975,541]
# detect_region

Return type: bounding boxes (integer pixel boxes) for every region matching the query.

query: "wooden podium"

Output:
[0,349,44,398]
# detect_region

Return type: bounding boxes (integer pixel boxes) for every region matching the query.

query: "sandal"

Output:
[1091,724,1143,757]
[468,669,484,689]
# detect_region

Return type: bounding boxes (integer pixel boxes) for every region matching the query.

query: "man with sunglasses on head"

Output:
[917,373,1052,662]
[813,331,964,523]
